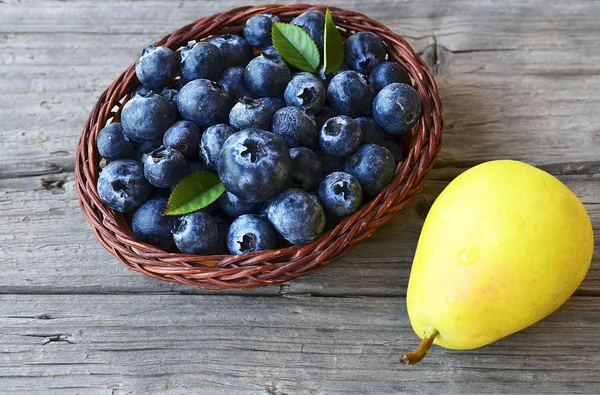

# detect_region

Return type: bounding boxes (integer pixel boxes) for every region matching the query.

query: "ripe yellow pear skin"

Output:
[405,160,594,356]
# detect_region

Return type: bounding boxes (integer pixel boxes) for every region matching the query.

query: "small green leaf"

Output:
[323,8,344,74]
[165,172,225,216]
[272,22,320,72]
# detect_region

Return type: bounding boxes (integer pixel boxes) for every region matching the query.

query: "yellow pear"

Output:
[401,160,594,364]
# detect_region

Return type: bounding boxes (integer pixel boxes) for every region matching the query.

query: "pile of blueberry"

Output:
[96,11,422,255]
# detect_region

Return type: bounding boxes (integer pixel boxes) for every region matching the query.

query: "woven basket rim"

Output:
[75,4,444,290]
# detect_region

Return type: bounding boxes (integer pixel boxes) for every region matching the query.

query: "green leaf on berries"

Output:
[165,172,225,216]
[323,8,345,74]
[272,22,320,72]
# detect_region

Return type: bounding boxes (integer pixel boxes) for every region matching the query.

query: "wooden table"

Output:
[1,1,599,393]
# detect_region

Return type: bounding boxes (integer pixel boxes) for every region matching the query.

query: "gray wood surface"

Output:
[1,0,600,393]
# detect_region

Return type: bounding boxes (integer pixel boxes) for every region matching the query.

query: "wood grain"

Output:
[1,294,600,394]
[2,0,600,393]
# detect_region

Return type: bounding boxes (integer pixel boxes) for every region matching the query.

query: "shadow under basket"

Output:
[75,4,444,290]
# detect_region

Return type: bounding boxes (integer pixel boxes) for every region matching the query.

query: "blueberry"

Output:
[227,214,277,254]
[229,97,272,131]
[284,73,326,114]
[266,188,326,245]
[218,128,291,203]
[373,83,422,135]
[318,171,363,217]
[204,215,231,255]
[121,90,177,142]
[356,117,384,144]
[97,123,134,161]
[132,196,177,251]
[317,62,350,87]
[172,211,219,254]
[97,159,151,213]
[271,106,318,149]
[199,124,235,169]
[291,11,325,51]
[179,41,223,84]
[344,32,386,73]
[327,70,375,117]
[208,34,253,68]
[163,120,201,159]
[320,116,362,157]
[187,161,213,175]
[344,143,395,197]
[245,47,291,97]
[219,191,262,218]
[257,96,285,114]
[315,106,340,130]
[130,140,162,163]
[289,147,323,191]
[380,139,404,165]
[160,87,179,113]
[316,151,344,174]
[244,13,280,49]
[177,79,232,128]
[370,61,410,92]
[133,86,161,97]
[135,45,179,89]
[217,66,255,102]
[143,146,187,188]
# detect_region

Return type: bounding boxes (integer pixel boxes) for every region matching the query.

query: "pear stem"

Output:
[400,328,439,365]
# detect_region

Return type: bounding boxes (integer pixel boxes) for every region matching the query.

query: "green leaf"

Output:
[165,172,225,216]
[323,8,345,74]
[272,22,320,72]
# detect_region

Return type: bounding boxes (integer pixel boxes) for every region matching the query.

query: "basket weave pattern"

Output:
[75,4,443,290]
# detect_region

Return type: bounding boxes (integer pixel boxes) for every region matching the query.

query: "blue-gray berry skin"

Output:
[291,11,325,51]
[208,34,253,68]
[219,191,262,218]
[370,61,410,92]
[320,115,362,157]
[227,214,277,254]
[244,13,280,49]
[344,32,386,73]
[344,143,395,197]
[380,140,404,165]
[244,47,291,97]
[318,171,363,217]
[163,120,201,159]
[97,159,151,213]
[172,211,219,254]
[284,73,326,114]
[143,146,187,188]
[130,140,162,163]
[179,41,223,84]
[187,161,213,175]
[316,151,344,175]
[315,106,340,130]
[133,86,161,97]
[160,87,180,116]
[373,83,422,135]
[271,106,318,149]
[177,79,232,128]
[218,128,291,203]
[203,215,231,255]
[200,124,235,170]
[121,91,177,142]
[135,45,179,89]
[327,70,375,118]
[229,97,272,131]
[132,196,177,251]
[317,62,350,87]
[97,123,134,161]
[266,188,326,245]
[356,117,384,145]
[257,97,285,114]
[217,66,256,102]
[289,147,323,191]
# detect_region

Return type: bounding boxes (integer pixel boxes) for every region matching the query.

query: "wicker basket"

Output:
[75,4,443,290]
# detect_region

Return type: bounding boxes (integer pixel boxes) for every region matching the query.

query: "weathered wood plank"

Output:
[1,168,599,295]
[1,294,599,394]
